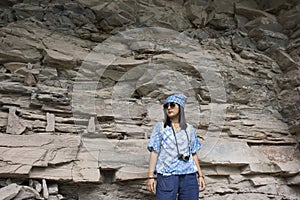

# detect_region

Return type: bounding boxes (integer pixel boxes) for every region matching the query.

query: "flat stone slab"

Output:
[0,134,100,183]
[199,138,268,165]
[81,137,149,182]
[0,183,21,200]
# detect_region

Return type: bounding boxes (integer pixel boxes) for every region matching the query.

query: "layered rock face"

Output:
[0,0,299,199]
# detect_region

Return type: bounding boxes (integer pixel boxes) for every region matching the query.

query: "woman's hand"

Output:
[146,178,156,194]
[198,176,206,191]
[147,151,158,193]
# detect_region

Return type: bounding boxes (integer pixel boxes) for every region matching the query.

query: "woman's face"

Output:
[164,102,180,119]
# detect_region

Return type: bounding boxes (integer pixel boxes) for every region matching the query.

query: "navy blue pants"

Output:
[156,173,199,200]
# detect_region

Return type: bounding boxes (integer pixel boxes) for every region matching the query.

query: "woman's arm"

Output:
[146,150,158,193]
[192,153,206,191]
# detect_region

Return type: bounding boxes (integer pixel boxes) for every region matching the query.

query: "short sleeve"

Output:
[147,122,163,153]
[189,125,202,154]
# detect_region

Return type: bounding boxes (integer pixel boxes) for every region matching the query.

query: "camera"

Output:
[178,153,190,162]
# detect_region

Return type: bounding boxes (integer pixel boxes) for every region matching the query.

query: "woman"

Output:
[146,94,206,200]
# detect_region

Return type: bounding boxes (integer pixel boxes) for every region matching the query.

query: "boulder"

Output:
[0,183,21,200]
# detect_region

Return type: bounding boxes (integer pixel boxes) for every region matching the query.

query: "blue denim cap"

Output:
[164,94,187,108]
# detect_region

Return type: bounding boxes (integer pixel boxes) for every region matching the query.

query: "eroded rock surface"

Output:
[0,0,299,199]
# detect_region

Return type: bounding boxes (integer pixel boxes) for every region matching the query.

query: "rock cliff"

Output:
[0,0,299,199]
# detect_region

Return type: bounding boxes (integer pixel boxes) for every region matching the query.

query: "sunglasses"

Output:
[163,102,177,109]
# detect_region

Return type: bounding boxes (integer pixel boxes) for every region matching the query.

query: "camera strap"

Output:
[171,125,190,157]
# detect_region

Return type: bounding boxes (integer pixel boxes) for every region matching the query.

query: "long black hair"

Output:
[163,104,187,130]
